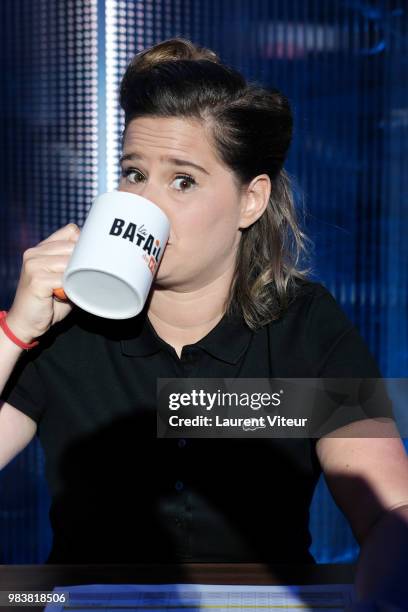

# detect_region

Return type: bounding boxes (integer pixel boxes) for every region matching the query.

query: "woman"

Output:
[0,38,407,609]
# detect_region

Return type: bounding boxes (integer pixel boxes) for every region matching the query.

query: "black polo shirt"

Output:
[0,279,388,564]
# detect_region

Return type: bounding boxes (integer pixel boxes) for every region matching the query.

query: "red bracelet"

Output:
[0,311,40,351]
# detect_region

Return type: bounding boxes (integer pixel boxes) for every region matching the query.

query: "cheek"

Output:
[172,197,239,249]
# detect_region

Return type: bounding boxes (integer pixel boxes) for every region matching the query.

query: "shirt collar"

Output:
[120,307,254,365]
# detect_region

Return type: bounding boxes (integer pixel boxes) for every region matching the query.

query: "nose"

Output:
[118,182,172,240]
[118,182,159,201]
[140,187,161,208]
[118,182,164,211]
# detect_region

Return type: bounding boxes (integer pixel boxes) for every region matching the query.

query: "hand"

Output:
[6,223,81,343]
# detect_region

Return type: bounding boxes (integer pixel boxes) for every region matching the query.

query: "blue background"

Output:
[0,0,407,563]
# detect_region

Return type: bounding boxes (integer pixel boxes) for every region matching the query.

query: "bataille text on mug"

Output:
[58,191,170,320]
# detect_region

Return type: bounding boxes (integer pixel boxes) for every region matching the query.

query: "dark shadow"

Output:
[1,472,407,611]
[2,309,408,610]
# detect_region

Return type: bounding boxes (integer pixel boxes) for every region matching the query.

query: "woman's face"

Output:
[118,116,253,291]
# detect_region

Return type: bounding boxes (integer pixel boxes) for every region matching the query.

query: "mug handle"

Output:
[53,288,68,300]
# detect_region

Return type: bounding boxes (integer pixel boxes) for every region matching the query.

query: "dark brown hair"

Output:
[119,37,313,330]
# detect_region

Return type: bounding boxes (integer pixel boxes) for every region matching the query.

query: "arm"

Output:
[0,317,27,395]
[0,401,37,470]
[0,224,81,469]
[316,420,408,609]
[353,502,408,610]
[0,327,38,469]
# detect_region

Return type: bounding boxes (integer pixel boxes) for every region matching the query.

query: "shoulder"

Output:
[291,278,351,324]
[278,277,343,323]
[272,277,381,377]
[281,277,354,348]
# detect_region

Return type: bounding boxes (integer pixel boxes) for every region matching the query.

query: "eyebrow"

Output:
[119,152,210,175]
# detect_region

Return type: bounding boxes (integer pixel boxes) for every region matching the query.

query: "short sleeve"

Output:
[304,284,396,435]
[304,286,381,378]
[0,348,47,424]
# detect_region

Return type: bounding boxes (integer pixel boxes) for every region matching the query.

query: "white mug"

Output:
[61,191,170,319]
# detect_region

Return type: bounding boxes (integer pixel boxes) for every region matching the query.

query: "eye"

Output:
[120,168,197,193]
[172,174,197,192]
[121,168,144,184]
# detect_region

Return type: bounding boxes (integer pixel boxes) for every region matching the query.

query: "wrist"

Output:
[0,322,25,353]
[2,312,37,345]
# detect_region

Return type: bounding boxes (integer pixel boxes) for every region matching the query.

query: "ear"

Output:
[238,174,271,229]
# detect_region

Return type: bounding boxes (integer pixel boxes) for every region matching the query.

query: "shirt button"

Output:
[175,480,184,492]
[178,438,187,448]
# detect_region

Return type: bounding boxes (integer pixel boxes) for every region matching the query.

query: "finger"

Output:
[38,223,80,245]
[23,270,70,299]
[24,254,72,274]
[32,239,79,255]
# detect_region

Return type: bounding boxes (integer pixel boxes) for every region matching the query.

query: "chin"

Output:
[153,251,192,288]
[153,265,173,287]
[154,249,175,279]
[153,267,188,289]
